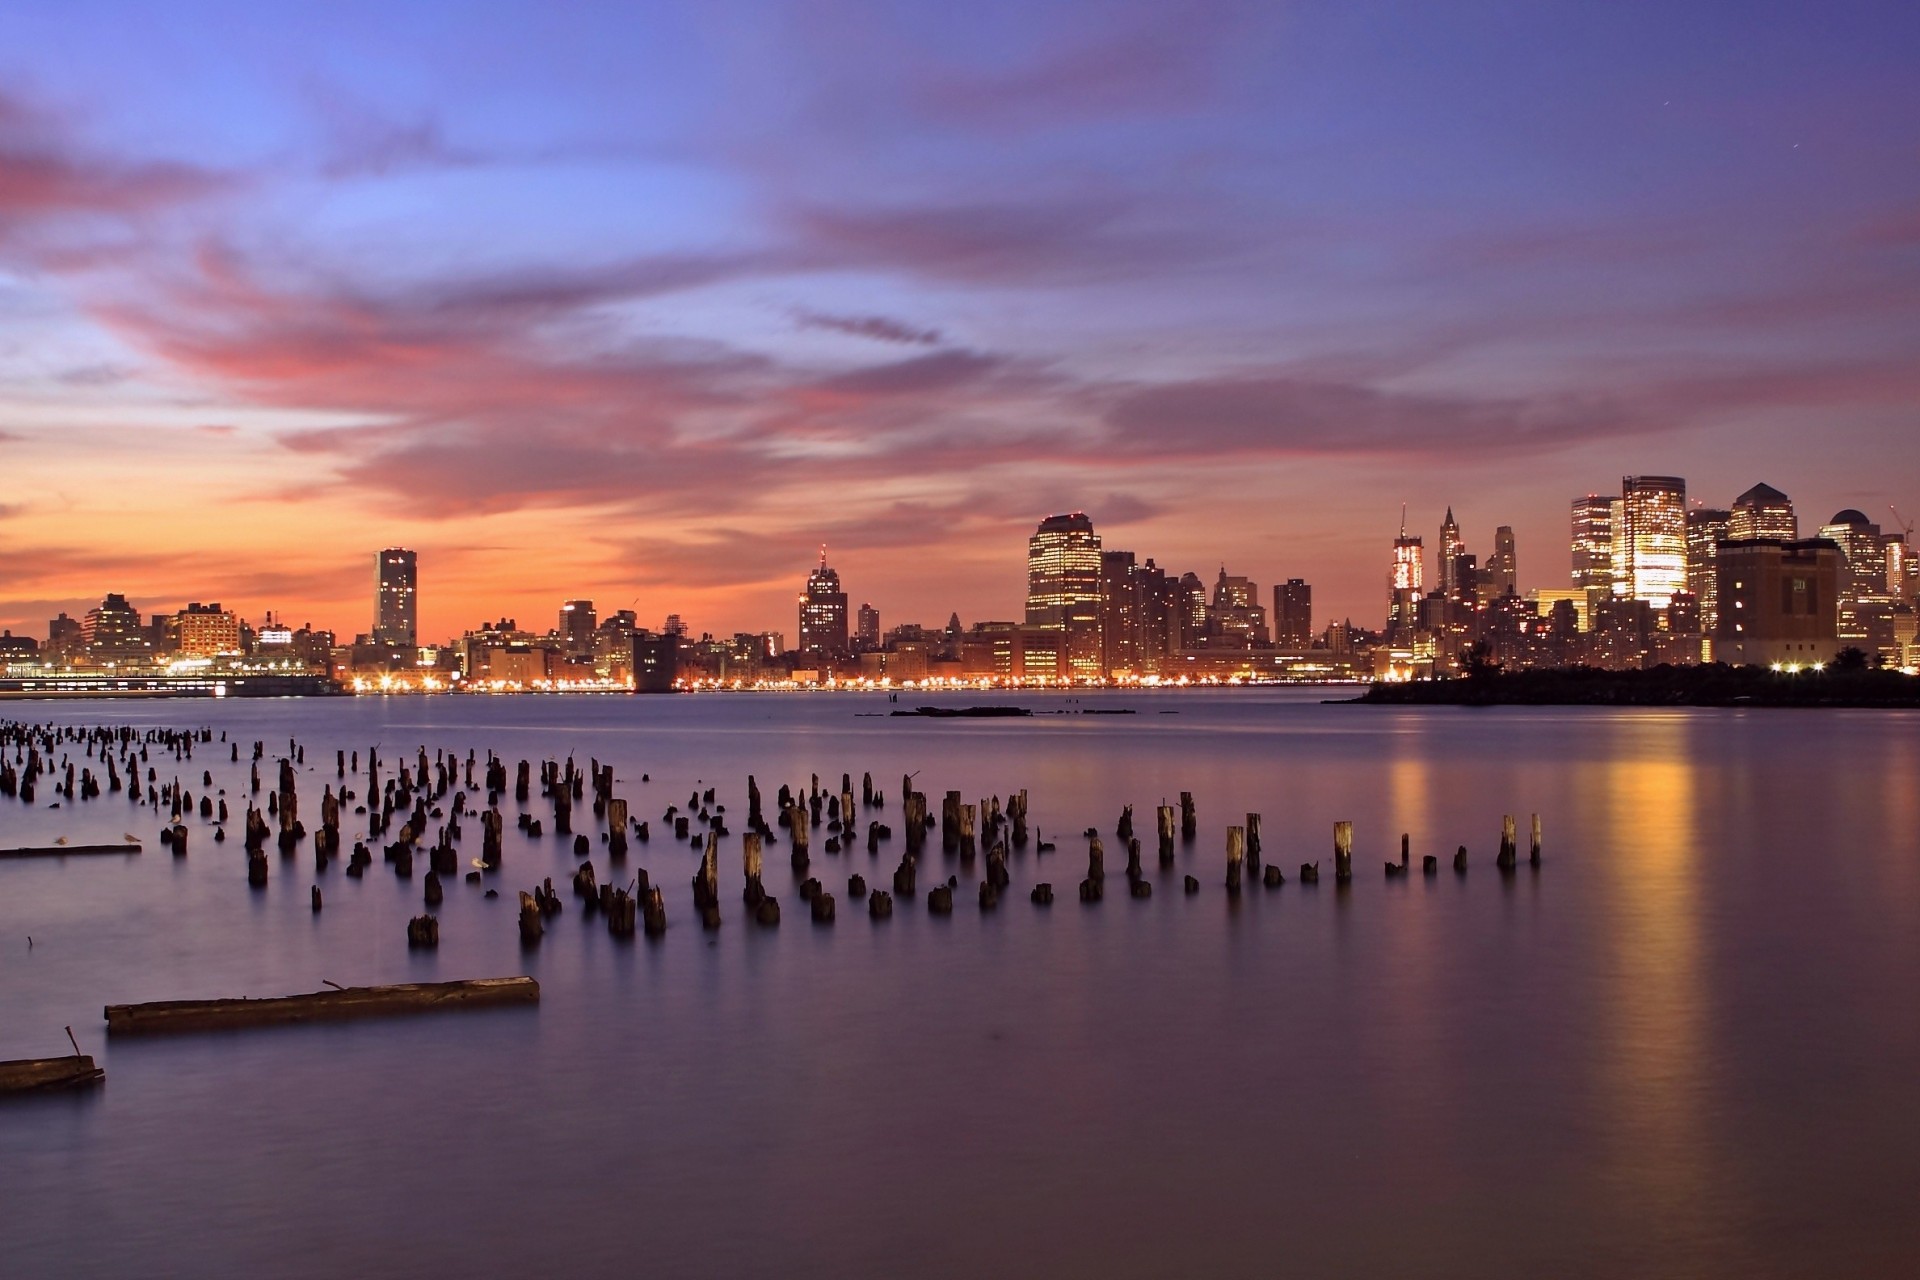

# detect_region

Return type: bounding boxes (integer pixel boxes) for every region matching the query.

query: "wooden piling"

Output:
[1333,821,1353,884]
[1225,825,1245,897]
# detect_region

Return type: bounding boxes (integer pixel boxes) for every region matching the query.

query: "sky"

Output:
[1,0,1917,642]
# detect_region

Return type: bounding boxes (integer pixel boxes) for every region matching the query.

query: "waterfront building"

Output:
[855,603,880,651]
[633,631,680,692]
[1026,513,1103,678]
[82,593,148,661]
[1617,476,1688,609]
[1273,579,1313,648]
[1714,538,1842,667]
[373,549,418,648]
[175,602,241,658]
[559,599,597,657]
[798,550,849,658]
[1208,568,1268,647]
[1729,483,1797,541]
[1133,558,1177,670]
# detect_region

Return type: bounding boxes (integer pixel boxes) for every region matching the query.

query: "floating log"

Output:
[0,842,141,859]
[104,977,539,1035]
[0,1055,103,1094]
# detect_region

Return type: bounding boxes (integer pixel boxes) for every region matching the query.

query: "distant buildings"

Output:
[374,549,418,648]
[174,602,240,658]
[1388,518,1424,643]
[559,599,597,657]
[1570,496,1616,614]
[82,593,148,661]
[1273,579,1313,648]
[855,602,880,651]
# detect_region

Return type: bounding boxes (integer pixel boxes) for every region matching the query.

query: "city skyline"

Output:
[2,5,1918,640]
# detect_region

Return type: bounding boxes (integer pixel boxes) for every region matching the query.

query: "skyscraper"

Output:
[798,550,849,658]
[1438,508,1463,597]
[82,592,147,660]
[1026,513,1103,679]
[1571,496,1615,611]
[855,603,881,651]
[1686,508,1733,637]
[1388,514,1424,640]
[1488,525,1517,598]
[1729,483,1797,541]
[374,548,418,648]
[1819,510,1890,650]
[1274,579,1313,648]
[1618,476,1688,609]
[1098,550,1138,675]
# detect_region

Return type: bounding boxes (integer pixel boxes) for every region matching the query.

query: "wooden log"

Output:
[1497,814,1518,871]
[104,977,539,1035]
[1226,825,1245,896]
[1333,821,1354,884]
[0,1055,104,1094]
[1530,813,1542,866]
[1179,791,1196,841]
[1156,804,1175,865]
[0,842,141,858]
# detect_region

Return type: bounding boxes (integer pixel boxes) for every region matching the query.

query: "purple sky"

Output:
[1,0,1916,640]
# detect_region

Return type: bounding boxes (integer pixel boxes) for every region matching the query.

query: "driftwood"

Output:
[0,843,141,859]
[0,1055,104,1094]
[105,976,538,1035]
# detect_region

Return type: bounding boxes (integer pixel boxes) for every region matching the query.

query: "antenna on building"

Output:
[1399,503,1408,538]
[819,543,827,568]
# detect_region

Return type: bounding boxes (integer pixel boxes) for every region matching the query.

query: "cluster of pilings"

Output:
[4,719,1546,954]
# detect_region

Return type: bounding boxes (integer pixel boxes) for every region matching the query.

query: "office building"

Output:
[559,600,597,657]
[798,551,849,657]
[1686,508,1733,641]
[1388,518,1424,641]
[1438,508,1463,598]
[175,602,241,658]
[1098,550,1139,674]
[855,603,881,651]
[1820,510,1894,655]
[1729,483,1797,541]
[1026,513,1103,679]
[1571,495,1616,611]
[374,549,418,648]
[1274,579,1313,648]
[1617,476,1688,609]
[82,593,148,660]
[633,631,680,693]
[1714,538,1842,667]
[1488,526,1517,597]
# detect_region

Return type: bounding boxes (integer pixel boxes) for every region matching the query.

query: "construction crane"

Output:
[1891,505,1915,539]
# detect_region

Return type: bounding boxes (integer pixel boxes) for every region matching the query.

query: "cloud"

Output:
[0,91,227,233]
[792,308,942,346]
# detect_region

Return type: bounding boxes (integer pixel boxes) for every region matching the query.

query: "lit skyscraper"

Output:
[1618,476,1688,609]
[1571,496,1614,610]
[1098,550,1138,675]
[1026,513,1103,678]
[798,550,849,658]
[374,548,418,648]
[1686,508,1733,637]
[1388,512,1424,640]
[1819,510,1890,648]
[1729,482,1797,541]
[855,602,880,651]
[1438,507,1463,597]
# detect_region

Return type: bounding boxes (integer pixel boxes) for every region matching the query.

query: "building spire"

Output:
[1399,503,1408,538]
[819,543,827,568]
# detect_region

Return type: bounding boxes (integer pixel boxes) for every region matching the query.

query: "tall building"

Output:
[798,550,849,658]
[175,602,241,658]
[632,631,679,693]
[1715,538,1842,667]
[1686,508,1733,642]
[1487,526,1517,597]
[1026,513,1103,679]
[559,599,597,657]
[1098,550,1138,674]
[1177,572,1209,651]
[82,593,148,660]
[374,548,418,648]
[1133,558,1176,670]
[1438,508,1463,597]
[1571,495,1616,613]
[1273,579,1313,648]
[1819,510,1892,653]
[855,603,881,652]
[1617,476,1688,609]
[1388,515,1424,640]
[1729,483,1797,541]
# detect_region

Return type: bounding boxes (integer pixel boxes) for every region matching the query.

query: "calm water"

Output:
[2,689,1918,1278]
